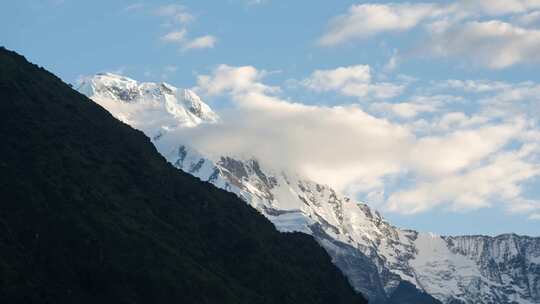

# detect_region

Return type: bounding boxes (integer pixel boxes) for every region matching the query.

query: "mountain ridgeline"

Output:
[76,72,540,304]
[0,48,367,303]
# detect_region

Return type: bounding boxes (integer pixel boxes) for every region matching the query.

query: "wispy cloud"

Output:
[96,1,540,222]
[530,213,540,220]
[246,0,267,5]
[160,29,187,43]
[319,3,442,46]
[124,3,145,12]
[153,4,216,52]
[182,35,217,50]
[426,20,540,69]
[319,1,540,69]
[155,4,194,25]
[181,64,540,218]
[300,65,405,100]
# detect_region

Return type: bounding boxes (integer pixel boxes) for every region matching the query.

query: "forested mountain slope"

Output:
[0,47,366,304]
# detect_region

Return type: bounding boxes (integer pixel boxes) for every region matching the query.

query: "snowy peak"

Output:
[167,145,431,302]
[78,73,140,102]
[82,73,540,304]
[179,88,219,123]
[77,73,218,136]
[78,72,181,104]
[167,144,540,304]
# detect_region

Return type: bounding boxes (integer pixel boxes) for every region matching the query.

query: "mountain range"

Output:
[0,47,366,304]
[79,72,540,304]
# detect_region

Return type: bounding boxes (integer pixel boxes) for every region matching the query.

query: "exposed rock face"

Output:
[0,48,366,304]
[77,73,218,137]
[81,75,540,304]
[169,145,540,304]
[169,145,439,303]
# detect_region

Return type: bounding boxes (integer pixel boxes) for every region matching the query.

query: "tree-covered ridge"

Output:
[0,47,366,304]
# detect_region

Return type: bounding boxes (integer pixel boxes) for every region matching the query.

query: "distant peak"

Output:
[78,73,219,134]
[93,72,136,82]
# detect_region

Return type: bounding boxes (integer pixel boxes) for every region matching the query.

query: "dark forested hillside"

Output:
[0,47,366,304]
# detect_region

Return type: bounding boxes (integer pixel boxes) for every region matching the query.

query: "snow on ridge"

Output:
[170,144,540,304]
[81,73,540,304]
[78,73,218,139]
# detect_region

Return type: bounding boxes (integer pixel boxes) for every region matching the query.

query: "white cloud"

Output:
[410,122,524,177]
[478,82,540,122]
[173,92,411,192]
[433,79,540,119]
[439,79,513,92]
[302,65,371,91]
[182,35,217,50]
[530,213,540,220]
[301,65,405,99]
[457,0,540,16]
[160,29,187,43]
[153,4,216,51]
[371,100,439,119]
[155,4,194,24]
[384,50,400,72]
[124,3,145,12]
[319,1,540,68]
[177,65,540,217]
[435,112,488,130]
[319,1,540,46]
[195,64,278,96]
[183,65,414,191]
[488,82,540,102]
[319,3,442,46]
[387,144,540,214]
[343,82,405,99]
[88,63,540,219]
[427,20,540,69]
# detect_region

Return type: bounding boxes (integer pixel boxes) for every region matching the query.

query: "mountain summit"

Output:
[0,47,366,304]
[82,72,540,304]
[77,73,218,139]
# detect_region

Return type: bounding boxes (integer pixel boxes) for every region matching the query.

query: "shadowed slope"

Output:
[0,47,366,304]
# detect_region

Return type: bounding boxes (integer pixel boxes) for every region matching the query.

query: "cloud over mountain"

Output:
[171,64,540,218]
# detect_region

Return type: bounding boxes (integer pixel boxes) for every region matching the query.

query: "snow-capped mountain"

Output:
[170,146,540,304]
[80,75,540,304]
[77,73,218,139]
[168,145,435,303]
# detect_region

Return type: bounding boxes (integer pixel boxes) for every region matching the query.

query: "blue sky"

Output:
[3,0,540,236]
